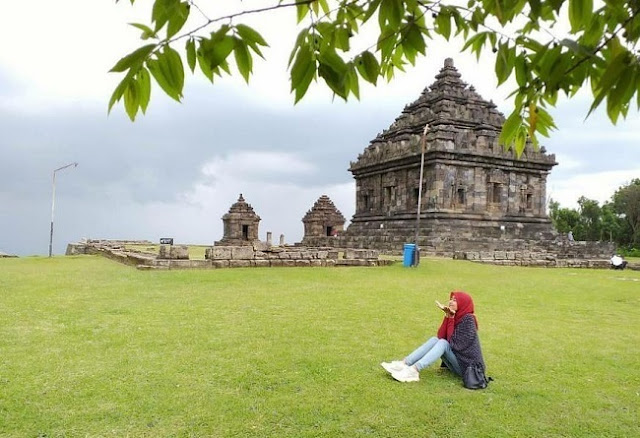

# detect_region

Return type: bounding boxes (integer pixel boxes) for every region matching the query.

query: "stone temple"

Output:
[215,194,261,246]
[341,58,559,254]
[301,195,346,246]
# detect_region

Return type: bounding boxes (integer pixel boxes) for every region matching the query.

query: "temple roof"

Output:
[222,194,261,221]
[350,58,556,171]
[302,195,346,223]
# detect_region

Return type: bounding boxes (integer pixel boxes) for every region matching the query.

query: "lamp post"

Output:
[49,162,78,257]
[413,124,429,266]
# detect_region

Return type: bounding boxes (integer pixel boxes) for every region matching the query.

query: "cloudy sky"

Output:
[1,1,639,256]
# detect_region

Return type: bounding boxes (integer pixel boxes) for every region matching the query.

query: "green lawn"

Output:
[1,256,639,437]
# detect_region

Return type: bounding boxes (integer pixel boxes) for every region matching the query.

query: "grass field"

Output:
[1,256,639,437]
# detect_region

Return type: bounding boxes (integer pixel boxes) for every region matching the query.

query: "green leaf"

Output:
[403,22,426,55]
[607,66,636,123]
[335,26,351,52]
[514,126,527,156]
[568,0,593,33]
[129,23,156,40]
[436,9,452,40]
[197,51,214,82]
[379,0,403,28]
[377,26,397,61]
[152,0,180,32]
[318,62,348,100]
[233,37,252,83]
[288,29,309,67]
[164,45,184,94]
[292,50,316,104]
[356,51,380,85]
[235,24,269,47]
[403,40,417,65]
[535,106,556,136]
[108,70,136,113]
[462,32,488,60]
[362,0,382,22]
[606,93,621,124]
[529,0,542,18]
[296,3,310,23]
[595,52,629,95]
[499,109,523,146]
[109,44,156,72]
[290,43,314,88]
[315,22,334,38]
[587,52,629,119]
[319,0,330,15]
[527,101,537,138]
[461,31,485,51]
[137,67,151,113]
[391,45,406,72]
[514,54,527,87]
[582,13,604,46]
[186,38,196,73]
[146,46,184,101]
[123,78,140,121]
[166,1,190,39]
[346,65,360,100]
[201,33,235,70]
[495,43,514,85]
[217,59,231,76]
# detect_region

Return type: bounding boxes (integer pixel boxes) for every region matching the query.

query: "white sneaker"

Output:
[392,366,420,382]
[381,360,407,374]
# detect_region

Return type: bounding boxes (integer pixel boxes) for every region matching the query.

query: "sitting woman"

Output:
[381,291,487,384]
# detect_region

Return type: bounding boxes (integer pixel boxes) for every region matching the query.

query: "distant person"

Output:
[610,254,628,270]
[567,230,574,241]
[381,291,489,388]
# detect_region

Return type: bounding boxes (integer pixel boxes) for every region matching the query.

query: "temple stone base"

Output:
[341,214,559,255]
[65,240,390,269]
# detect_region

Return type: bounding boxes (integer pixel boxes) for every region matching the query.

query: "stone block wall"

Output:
[453,239,617,268]
[65,240,388,270]
[158,244,189,260]
[204,244,381,268]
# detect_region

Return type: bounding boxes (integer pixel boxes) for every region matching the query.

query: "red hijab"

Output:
[437,291,478,341]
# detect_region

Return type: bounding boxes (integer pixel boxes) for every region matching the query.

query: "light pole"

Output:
[413,124,429,266]
[49,162,78,257]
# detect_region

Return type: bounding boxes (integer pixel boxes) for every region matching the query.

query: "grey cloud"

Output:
[0,81,402,256]
[0,68,23,97]
[538,99,640,177]
[1,83,397,200]
[5,71,637,257]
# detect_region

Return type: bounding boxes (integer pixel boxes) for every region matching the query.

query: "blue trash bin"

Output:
[403,244,416,267]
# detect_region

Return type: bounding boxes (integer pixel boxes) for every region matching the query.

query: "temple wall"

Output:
[66,240,389,269]
[353,163,551,223]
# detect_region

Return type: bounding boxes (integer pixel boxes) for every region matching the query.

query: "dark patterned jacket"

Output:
[448,314,486,373]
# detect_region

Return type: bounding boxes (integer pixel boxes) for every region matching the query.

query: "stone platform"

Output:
[66,240,392,270]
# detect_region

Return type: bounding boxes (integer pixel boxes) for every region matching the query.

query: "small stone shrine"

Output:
[214,194,261,246]
[301,195,346,245]
[342,58,559,254]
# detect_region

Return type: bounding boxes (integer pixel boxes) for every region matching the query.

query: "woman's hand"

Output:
[436,300,456,317]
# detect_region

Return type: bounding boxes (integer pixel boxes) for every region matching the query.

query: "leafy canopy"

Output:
[549,179,640,247]
[110,0,640,156]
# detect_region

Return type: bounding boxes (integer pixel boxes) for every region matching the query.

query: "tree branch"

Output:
[164,0,317,46]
